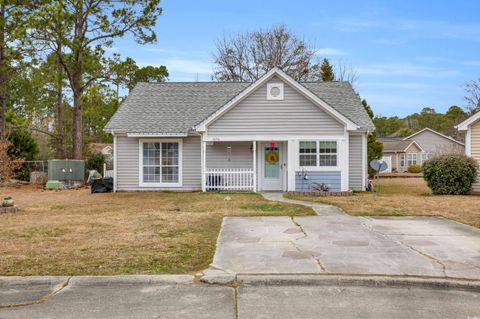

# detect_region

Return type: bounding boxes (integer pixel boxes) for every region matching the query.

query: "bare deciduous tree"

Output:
[213,25,322,82]
[334,60,359,87]
[465,79,480,113]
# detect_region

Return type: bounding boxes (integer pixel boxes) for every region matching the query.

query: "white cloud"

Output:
[335,18,480,41]
[357,63,460,78]
[315,48,347,56]
[164,58,213,75]
[359,82,433,90]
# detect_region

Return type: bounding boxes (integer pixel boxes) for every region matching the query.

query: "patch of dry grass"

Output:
[286,178,480,228]
[0,186,313,276]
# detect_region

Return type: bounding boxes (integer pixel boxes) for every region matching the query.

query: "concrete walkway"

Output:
[210,193,480,279]
[1,275,480,319]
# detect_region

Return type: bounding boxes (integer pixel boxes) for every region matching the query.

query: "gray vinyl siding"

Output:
[116,136,201,190]
[349,134,364,190]
[470,121,480,193]
[410,130,464,154]
[295,171,341,192]
[207,77,344,136]
[116,136,138,190]
[206,142,253,169]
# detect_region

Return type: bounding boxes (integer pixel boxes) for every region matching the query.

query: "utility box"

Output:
[48,160,85,187]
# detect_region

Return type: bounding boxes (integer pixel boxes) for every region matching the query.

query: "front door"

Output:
[261,143,284,191]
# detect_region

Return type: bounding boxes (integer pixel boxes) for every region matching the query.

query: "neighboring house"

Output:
[456,113,480,193]
[104,68,374,193]
[379,128,464,173]
[404,128,464,157]
[88,143,113,162]
[378,138,424,173]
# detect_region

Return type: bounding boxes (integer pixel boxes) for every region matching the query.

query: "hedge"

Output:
[422,154,478,195]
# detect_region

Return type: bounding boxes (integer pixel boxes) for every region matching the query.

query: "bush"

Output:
[422,154,478,195]
[85,152,105,175]
[408,164,421,173]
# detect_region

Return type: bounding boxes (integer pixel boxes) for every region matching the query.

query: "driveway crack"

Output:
[290,216,307,239]
[360,218,447,276]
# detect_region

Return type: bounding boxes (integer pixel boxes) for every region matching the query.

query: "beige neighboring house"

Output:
[456,113,480,193]
[89,143,113,162]
[379,128,464,173]
[378,138,424,173]
[404,128,464,157]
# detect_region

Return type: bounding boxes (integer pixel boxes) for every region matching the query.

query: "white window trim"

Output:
[138,138,183,188]
[400,153,406,167]
[297,139,340,171]
[407,153,418,166]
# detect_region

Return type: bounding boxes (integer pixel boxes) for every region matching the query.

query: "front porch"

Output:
[200,138,347,193]
[201,140,288,193]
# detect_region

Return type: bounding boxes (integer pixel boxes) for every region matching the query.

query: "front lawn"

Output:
[285,178,480,228]
[0,186,314,276]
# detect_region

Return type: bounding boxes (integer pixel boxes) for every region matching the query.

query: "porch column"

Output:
[113,134,117,192]
[201,136,206,192]
[252,141,257,192]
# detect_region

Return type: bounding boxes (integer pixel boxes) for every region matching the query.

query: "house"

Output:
[88,143,113,162]
[456,113,480,192]
[378,138,424,173]
[379,128,464,173]
[104,68,374,193]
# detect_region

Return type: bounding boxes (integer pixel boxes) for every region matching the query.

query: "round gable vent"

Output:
[270,86,281,97]
[266,83,284,100]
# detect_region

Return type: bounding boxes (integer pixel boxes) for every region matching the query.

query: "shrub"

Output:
[408,164,421,173]
[85,152,105,175]
[422,154,478,195]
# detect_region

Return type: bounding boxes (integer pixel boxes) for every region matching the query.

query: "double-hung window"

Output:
[140,140,182,187]
[299,141,337,167]
[407,153,417,166]
[421,152,431,164]
[400,153,406,167]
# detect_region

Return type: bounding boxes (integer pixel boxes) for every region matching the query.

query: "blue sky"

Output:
[112,0,480,117]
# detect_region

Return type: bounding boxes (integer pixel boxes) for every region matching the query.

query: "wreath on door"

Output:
[265,150,279,165]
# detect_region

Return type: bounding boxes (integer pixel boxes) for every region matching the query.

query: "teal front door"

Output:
[261,143,283,191]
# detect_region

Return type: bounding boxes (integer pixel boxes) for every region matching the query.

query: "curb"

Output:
[235,274,480,292]
[0,276,69,287]
[69,275,194,286]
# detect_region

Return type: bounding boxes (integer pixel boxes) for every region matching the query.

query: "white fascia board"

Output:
[403,141,425,153]
[194,68,360,132]
[456,112,480,131]
[203,135,347,142]
[127,132,188,138]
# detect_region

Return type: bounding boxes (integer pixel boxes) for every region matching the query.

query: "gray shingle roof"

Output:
[381,140,414,152]
[105,81,374,134]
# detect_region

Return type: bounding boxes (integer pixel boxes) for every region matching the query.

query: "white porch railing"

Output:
[205,168,254,191]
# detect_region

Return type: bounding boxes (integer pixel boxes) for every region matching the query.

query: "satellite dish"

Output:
[370,159,388,172]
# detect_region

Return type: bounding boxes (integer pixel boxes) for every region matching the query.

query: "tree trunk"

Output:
[0,3,6,140]
[55,64,66,159]
[72,71,83,159]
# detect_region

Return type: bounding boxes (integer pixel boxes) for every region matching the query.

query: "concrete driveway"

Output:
[211,194,480,279]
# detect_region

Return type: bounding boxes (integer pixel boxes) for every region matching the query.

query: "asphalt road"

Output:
[1,276,479,319]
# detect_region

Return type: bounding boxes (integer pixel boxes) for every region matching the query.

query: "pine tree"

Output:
[362,100,383,175]
[320,58,335,81]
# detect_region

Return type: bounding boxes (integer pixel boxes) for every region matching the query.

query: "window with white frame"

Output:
[299,141,337,167]
[400,153,405,167]
[421,152,431,163]
[407,153,417,166]
[141,141,180,185]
